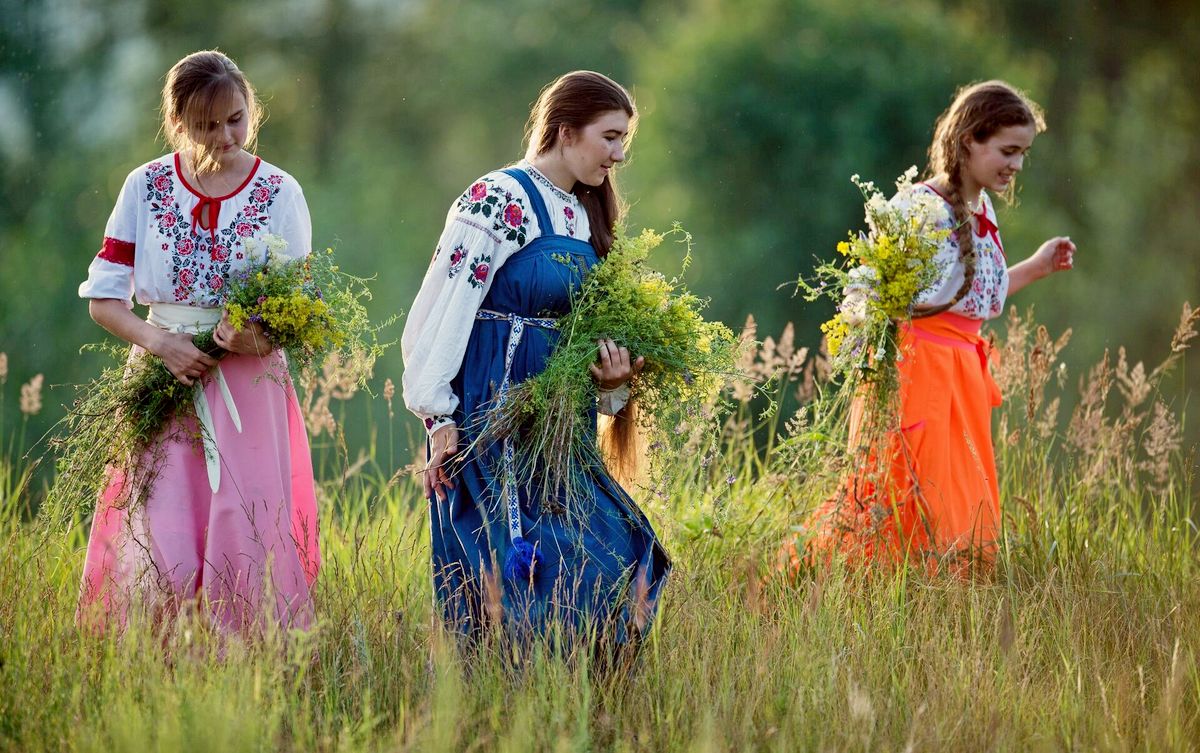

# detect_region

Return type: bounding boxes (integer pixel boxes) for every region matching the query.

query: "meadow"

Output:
[0,305,1197,752]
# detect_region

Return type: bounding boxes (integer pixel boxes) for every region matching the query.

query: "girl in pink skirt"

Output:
[77,50,320,634]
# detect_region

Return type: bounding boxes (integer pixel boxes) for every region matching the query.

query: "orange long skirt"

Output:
[798,311,1003,571]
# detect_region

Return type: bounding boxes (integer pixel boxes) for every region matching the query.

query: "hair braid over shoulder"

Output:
[914,80,1044,318]
[913,174,977,318]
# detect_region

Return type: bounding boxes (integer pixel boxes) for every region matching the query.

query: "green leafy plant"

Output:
[476,225,740,509]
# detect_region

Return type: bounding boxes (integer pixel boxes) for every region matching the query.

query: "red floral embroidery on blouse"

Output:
[468,253,491,289]
[98,237,135,266]
[563,205,577,237]
[456,177,530,246]
[447,244,467,279]
[503,203,523,228]
[143,159,283,305]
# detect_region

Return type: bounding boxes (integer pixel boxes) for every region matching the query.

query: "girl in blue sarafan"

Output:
[401,71,671,656]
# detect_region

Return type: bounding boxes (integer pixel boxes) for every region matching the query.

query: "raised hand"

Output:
[1033,236,1076,276]
[1009,236,1077,295]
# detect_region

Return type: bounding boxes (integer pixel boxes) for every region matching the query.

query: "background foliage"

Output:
[2,0,1199,462]
[2,3,1199,749]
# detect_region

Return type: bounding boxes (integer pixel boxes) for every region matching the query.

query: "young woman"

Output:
[78,50,320,632]
[402,71,670,652]
[805,80,1076,571]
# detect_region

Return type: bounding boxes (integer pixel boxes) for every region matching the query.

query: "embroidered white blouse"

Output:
[79,153,312,307]
[402,161,626,437]
[904,182,1009,320]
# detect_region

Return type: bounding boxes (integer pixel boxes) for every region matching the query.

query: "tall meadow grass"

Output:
[0,305,1196,751]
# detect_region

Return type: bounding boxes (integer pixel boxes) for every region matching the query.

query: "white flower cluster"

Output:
[841,265,879,326]
[242,233,292,269]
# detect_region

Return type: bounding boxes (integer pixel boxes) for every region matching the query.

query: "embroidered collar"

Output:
[918,182,1004,257]
[918,180,992,219]
[520,161,578,205]
[174,152,262,244]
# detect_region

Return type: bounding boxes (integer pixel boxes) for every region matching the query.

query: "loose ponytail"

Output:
[161,50,263,177]
[524,70,636,257]
[525,71,641,475]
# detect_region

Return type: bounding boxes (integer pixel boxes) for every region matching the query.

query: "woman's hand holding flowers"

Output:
[840,287,871,328]
[214,309,274,356]
[590,337,644,390]
[151,330,219,387]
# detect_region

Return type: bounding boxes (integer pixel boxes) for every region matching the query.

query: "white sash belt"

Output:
[147,303,243,492]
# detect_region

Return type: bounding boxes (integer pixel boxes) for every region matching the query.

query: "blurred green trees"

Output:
[2,0,1197,459]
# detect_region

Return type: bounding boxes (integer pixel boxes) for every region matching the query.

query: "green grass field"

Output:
[1,307,1197,752]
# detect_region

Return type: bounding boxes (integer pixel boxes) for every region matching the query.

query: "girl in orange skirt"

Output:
[802,81,1076,572]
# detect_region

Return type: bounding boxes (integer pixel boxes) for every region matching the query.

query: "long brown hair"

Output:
[524,70,637,258]
[526,71,641,480]
[918,80,1045,316]
[161,50,263,177]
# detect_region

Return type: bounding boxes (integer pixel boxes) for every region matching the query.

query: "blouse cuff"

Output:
[423,414,456,438]
[597,383,631,416]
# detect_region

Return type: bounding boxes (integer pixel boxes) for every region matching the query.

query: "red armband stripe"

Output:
[97,237,135,266]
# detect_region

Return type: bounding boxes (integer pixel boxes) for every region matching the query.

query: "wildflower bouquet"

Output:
[223,235,379,378]
[477,226,739,508]
[778,167,950,486]
[44,235,384,525]
[801,167,950,388]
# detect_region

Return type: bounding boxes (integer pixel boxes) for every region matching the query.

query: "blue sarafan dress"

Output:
[401,162,670,646]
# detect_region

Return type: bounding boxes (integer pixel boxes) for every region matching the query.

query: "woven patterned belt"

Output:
[474,308,559,581]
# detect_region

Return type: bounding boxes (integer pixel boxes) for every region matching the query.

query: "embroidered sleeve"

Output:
[401,173,531,436]
[79,167,140,305]
[271,174,313,260]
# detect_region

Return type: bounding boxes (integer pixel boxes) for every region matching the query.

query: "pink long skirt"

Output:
[78,349,321,634]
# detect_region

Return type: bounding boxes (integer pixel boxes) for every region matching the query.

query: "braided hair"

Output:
[524,71,641,478]
[916,80,1045,317]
